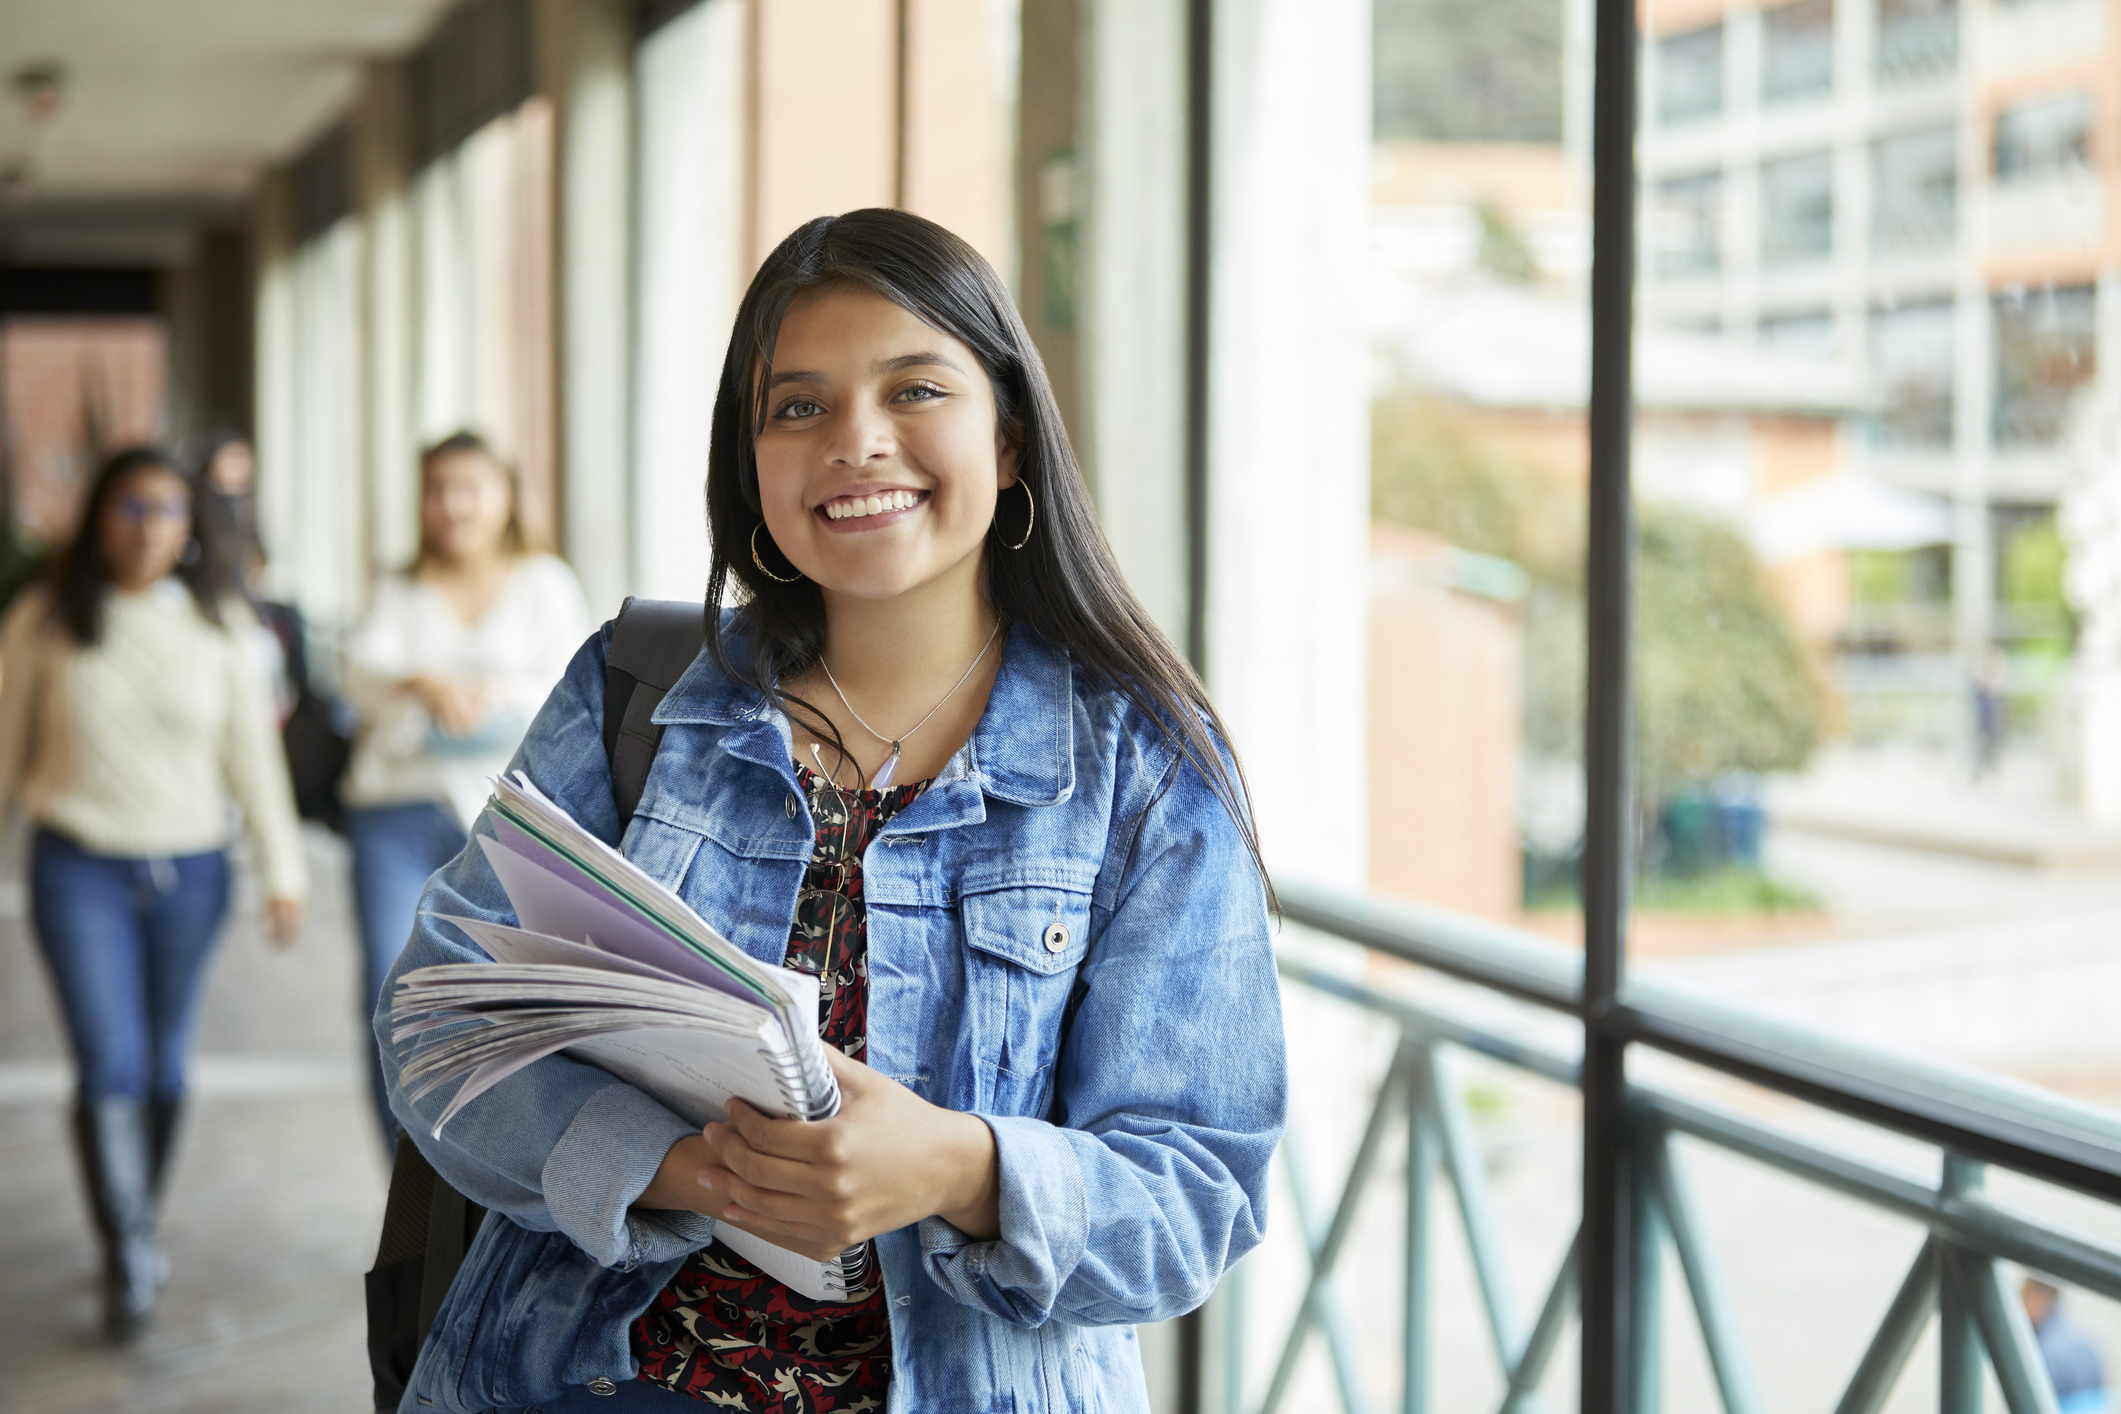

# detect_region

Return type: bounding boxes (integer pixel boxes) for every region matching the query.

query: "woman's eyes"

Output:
[772,383,945,421]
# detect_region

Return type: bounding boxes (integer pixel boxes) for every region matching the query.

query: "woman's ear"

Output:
[996,418,1024,488]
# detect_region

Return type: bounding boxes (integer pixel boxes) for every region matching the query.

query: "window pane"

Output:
[1995,89,2093,181]
[1760,150,1834,266]
[1632,0,2121,1171]
[1657,24,1726,126]
[1368,0,1589,936]
[1653,171,1724,276]
[1762,0,1834,105]
[1874,0,1958,85]
[1869,299,1956,447]
[1759,308,1838,360]
[1870,126,1958,253]
[1993,283,2097,447]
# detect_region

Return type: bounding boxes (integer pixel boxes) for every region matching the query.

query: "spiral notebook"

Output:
[388,772,861,1302]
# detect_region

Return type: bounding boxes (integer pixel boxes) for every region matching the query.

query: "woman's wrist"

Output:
[932,1109,1001,1240]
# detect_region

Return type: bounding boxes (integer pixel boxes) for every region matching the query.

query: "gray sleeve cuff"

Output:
[540,1083,719,1268]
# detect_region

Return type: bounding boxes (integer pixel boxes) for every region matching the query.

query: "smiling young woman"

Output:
[377,209,1285,1414]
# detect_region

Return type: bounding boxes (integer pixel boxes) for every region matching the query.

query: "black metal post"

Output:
[1581,0,1639,1407]
[1175,0,1215,1407]
[1181,0,1214,679]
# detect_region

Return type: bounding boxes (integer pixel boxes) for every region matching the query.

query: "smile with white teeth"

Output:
[822,488,923,521]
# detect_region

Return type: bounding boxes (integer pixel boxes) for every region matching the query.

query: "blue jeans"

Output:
[347,801,468,1142]
[29,830,231,1102]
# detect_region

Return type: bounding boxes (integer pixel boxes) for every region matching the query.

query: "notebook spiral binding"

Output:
[758,1042,863,1294]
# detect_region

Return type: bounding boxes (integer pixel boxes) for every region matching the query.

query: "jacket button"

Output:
[1042,922,1070,953]
[586,1377,619,1396]
[785,792,798,818]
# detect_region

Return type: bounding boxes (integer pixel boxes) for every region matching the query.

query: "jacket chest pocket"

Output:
[958,880,1094,1118]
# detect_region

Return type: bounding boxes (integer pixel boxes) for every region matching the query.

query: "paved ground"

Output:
[0,825,387,1414]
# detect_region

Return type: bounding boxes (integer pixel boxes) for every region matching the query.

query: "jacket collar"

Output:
[653,618,1075,808]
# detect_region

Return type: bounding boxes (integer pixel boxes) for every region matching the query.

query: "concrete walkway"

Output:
[0,826,387,1414]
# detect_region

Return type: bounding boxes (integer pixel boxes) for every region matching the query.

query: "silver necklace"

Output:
[819,619,1002,790]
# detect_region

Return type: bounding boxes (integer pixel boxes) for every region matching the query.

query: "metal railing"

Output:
[1220,883,2121,1414]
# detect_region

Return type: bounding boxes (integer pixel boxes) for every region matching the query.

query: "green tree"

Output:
[1374,0,1566,142]
[1371,392,1824,800]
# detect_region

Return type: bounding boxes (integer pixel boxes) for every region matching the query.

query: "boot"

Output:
[145,1098,183,1291]
[147,1098,183,1206]
[72,1099,161,1342]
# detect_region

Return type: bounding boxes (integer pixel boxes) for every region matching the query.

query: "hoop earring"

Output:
[1002,479,1035,551]
[750,523,802,583]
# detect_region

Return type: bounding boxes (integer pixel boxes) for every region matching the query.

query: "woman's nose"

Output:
[826,403,896,466]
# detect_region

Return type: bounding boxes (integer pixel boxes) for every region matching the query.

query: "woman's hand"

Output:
[637,1047,1001,1261]
[265,896,302,948]
[403,675,490,736]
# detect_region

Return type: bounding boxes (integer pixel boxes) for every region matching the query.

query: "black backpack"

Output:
[365,597,707,1411]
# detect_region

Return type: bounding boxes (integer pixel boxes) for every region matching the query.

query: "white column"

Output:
[632,0,749,605]
[361,60,420,577]
[551,0,636,617]
[1079,0,1189,643]
[1206,0,1372,889]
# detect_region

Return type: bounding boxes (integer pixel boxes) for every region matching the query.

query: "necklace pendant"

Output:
[873,744,902,791]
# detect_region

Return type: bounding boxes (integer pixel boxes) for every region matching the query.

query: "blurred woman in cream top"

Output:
[0,446,305,1343]
[340,431,589,1144]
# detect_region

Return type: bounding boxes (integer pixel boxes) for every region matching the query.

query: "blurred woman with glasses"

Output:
[0,445,307,1342]
[379,211,1285,1414]
[340,431,588,1148]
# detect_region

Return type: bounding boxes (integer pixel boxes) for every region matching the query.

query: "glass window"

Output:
[1373,0,1565,142]
[1874,0,1958,84]
[1868,298,1957,446]
[1994,90,2094,181]
[1993,283,2097,446]
[1652,171,1724,277]
[1761,0,1834,105]
[1870,126,1958,253]
[1759,150,1834,267]
[1657,24,1725,126]
[1758,308,1838,359]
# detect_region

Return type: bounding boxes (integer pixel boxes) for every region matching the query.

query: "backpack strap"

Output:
[603,596,710,829]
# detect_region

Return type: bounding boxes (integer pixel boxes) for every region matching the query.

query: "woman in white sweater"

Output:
[0,446,307,1342]
[340,432,588,1146]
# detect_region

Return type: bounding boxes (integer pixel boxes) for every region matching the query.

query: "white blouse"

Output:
[341,555,592,829]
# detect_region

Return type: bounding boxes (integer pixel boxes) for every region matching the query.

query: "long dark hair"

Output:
[50,445,239,645]
[704,208,1269,895]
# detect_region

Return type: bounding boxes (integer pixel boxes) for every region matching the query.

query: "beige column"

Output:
[544,0,635,614]
[358,58,420,577]
[751,0,900,267]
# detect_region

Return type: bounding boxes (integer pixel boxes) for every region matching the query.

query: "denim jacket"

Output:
[376,618,1286,1414]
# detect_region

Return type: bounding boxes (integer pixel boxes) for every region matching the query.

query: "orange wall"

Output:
[1368,525,1525,921]
[752,0,900,263]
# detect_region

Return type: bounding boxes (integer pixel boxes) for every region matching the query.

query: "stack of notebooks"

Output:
[390,770,859,1301]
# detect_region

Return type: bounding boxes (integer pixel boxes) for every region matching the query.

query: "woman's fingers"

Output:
[706,1115,839,1198]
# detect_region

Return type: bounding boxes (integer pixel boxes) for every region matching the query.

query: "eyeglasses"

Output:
[793,745,869,979]
[114,494,190,525]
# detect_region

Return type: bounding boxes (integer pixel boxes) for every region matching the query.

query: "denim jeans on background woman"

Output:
[346,800,468,1144]
[29,829,231,1102]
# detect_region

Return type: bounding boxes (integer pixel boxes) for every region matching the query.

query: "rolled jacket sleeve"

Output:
[374,625,718,1270]
[918,742,1287,1328]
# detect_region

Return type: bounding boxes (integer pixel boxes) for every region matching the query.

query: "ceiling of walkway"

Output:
[0,0,457,256]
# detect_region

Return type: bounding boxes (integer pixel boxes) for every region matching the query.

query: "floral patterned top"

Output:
[631,761,930,1412]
